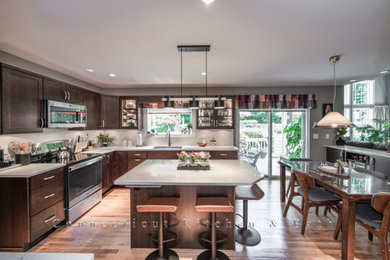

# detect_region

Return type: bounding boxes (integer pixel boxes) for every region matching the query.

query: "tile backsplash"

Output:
[0,128,234,157]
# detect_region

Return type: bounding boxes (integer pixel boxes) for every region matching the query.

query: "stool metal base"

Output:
[196,250,230,260]
[145,248,179,260]
[235,227,261,246]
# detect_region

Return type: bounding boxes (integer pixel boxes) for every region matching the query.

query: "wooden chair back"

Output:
[293,171,315,190]
[372,192,390,213]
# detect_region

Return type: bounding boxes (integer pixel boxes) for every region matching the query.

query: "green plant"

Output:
[335,127,348,138]
[352,119,390,144]
[244,131,264,139]
[187,123,192,129]
[97,133,115,144]
[283,115,302,158]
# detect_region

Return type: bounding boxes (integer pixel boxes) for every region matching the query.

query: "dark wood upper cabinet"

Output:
[197,98,234,129]
[101,95,120,129]
[83,90,101,130]
[1,66,43,134]
[43,78,83,104]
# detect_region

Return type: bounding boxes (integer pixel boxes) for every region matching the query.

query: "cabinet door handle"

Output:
[220,153,228,156]
[64,90,68,100]
[68,91,71,100]
[101,120,105,128]
[43,175,55,181]
[134,159,141,162]
[40,118,45,128]
[134,154,141,156]
[44,193,55,199]
[44,215,56,223]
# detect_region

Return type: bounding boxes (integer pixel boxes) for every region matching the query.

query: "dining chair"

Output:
[334,192,390,260]
[283,170,342,235]
[285,158,313,198]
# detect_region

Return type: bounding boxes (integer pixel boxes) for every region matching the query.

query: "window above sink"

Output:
[146,108,193,136]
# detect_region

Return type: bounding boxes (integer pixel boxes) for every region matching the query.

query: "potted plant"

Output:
[283,115,302,159]
[335,127,348,145]
[177,151,188,166]
[97,133,115,147]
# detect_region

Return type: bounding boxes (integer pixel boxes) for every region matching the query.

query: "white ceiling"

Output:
[0,0,389,88]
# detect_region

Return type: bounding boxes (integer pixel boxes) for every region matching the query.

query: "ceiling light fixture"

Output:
[202,0,215,4]
[162,45,226,109]
[315,55,353,128]
[108,73,116,77]
[349,79,356,82]
[86,68,94,72]
[201,72,207,76]
[380,70,388,74]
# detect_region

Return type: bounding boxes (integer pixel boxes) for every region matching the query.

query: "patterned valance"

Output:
[234,95,316,109]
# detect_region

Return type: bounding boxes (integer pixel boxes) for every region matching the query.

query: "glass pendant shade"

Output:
[315,112,353,128]
[214,96,225,109]
[164,96,174,108]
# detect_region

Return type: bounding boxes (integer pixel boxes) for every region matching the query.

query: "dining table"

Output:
[278,158,390,260]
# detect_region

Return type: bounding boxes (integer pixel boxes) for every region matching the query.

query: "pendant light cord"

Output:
[332,61,336,111]
[180,49,183,99]
[205,50,208,97]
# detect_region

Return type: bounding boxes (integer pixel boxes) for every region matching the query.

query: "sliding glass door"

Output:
[239,110,307,178]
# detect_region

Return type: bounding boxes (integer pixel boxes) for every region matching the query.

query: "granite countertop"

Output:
[0,163,65,178]
[324,144,390,159]
[114,159,263,186]
[82,145,239,155]
[0,252,94,260]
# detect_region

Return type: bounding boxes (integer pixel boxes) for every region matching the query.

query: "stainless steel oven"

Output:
[44,100,87,128]
[66,156,103,223]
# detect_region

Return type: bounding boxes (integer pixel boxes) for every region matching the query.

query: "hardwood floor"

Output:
[30,179,383,259]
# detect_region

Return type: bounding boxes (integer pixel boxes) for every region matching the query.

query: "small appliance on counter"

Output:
[137,131,143,147]
[0,149,16,169]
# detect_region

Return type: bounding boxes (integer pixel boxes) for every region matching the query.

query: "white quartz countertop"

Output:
[82,145,239,155]
[114,159,263,186]
[0,163,65,178]
[0,252,94,260]
[324,144,390,159]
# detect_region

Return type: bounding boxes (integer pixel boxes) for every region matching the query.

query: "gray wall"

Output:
[374,74,390,105]
[0,51,101,93]
[102,85,343,161]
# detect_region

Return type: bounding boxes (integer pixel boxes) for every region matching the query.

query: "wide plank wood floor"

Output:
[30,179,383,259]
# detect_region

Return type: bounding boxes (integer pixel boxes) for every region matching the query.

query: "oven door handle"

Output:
[68,156,103,172]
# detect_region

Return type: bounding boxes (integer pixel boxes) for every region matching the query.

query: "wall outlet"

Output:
[325,134,330,139]
[313,134,319,139]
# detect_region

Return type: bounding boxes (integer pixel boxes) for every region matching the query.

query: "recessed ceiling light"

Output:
[201,72,207,76]
[108,73,116,77]
[202,0,215,4]
[350,79,356,82]
[380,70,388,74]
[86,68,94,72]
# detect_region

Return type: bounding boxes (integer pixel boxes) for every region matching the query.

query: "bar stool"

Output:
[136,197,179,260]
[235,184,265,246]
[195,197,234,260]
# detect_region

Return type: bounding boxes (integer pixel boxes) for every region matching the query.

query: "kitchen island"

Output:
[114,159,263,250]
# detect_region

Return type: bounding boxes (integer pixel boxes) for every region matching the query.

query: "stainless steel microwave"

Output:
[44,100,87,128]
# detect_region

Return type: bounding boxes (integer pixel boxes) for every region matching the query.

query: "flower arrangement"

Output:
[177,151,211,168]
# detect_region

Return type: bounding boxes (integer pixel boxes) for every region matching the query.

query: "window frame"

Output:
[146,108,194,136]
[344,80,375,139]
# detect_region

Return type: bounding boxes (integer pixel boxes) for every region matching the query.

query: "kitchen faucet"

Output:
[166,129,171,147]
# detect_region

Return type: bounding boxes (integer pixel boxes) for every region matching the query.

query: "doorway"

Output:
[239,110,308,178]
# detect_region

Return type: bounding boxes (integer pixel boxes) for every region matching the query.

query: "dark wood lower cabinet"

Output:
[102,152,116,193]
[0,168,65,250]
[115,151,128,179]
[147,151,178,159]
[210,151,238,159]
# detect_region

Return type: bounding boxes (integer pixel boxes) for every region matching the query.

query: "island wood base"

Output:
[129,185,235,249]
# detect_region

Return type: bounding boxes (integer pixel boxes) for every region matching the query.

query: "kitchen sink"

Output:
[153,146,183,149]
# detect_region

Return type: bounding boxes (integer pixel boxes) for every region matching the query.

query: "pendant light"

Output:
[315,55,353,128]
[162,45,226,108]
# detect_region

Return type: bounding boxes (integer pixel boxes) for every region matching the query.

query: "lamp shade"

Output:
[164,96,174,108]
[315,112,353,128]
[189,96,199,109]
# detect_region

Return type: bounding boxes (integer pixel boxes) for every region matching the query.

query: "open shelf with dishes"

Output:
[120,97,139,129]
[197,98,234,129]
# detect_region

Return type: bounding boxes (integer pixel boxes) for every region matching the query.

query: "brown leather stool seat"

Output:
[195,197,234,260]
[235,184,264,246]
[137,197,179,260]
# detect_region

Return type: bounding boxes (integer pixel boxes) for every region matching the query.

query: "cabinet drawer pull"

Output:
[134,154,141,156]
[64,90,68,100]
[220,153,228,156]
[44,193,55,199]
[44,215,56,223]
[67,91,71,100]
[44,175,55,181]
[134,159,141,162]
